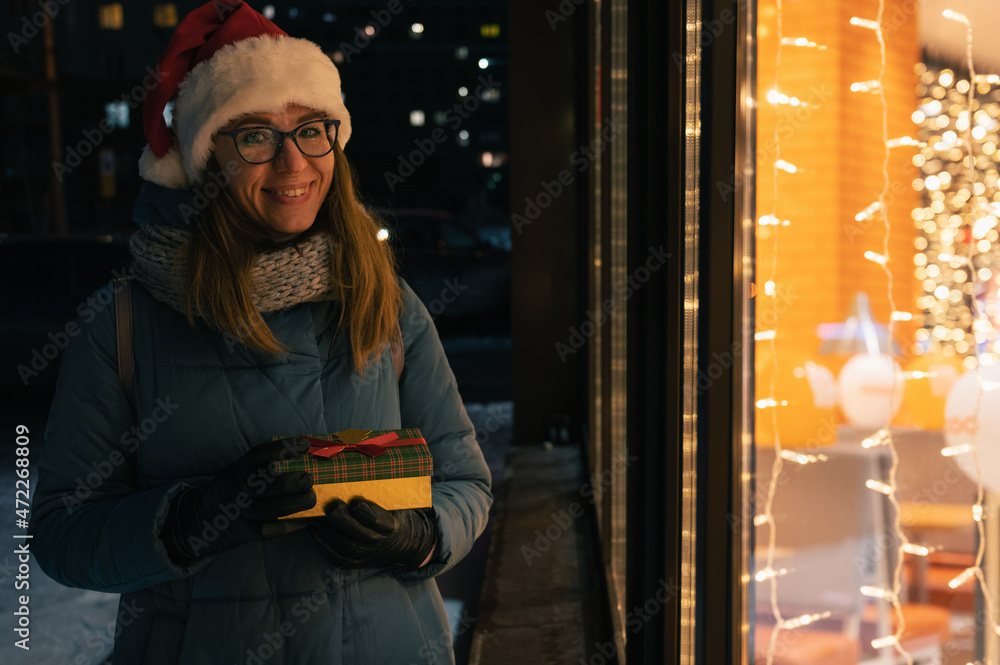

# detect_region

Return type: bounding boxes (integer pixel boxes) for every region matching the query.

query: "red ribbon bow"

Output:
[304,432,421,458]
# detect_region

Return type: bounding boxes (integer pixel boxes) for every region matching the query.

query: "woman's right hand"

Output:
[160,437,316,562]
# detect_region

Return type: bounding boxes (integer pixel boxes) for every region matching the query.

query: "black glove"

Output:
[161,437,316,563]
[309,497,437,570]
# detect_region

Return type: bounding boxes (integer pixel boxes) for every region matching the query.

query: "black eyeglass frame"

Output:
[217,118,341,164]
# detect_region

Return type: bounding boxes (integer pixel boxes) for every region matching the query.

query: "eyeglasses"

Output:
[217,119,341,164]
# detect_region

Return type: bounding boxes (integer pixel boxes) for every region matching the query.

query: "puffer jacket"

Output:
[30,185,493,665]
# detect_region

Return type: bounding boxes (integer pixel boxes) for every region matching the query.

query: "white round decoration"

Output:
[837,353,903,429]
[944,364,1000,491]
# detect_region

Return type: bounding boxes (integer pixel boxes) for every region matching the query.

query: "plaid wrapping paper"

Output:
[271,429,433,483]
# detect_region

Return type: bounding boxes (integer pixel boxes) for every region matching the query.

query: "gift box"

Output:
[271,428,433,519]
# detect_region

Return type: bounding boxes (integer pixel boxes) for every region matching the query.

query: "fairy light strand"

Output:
[868,3,913,659]
[779,449,828,465]
[952,0,1000,643]
[780,611,831,630]
[916,3,1000,647]
[850,17,879,31]
[862,429,891,448]
[908,2,1000,654]
[753,5,997,664]
[780,36,827,50]
[775,159,798,173]
[857,201,884,222]
[901,542,932,557]
[887,136,926,148]
[761,2,787,662]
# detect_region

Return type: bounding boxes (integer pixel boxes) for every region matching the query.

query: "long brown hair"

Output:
[183,146,402,375]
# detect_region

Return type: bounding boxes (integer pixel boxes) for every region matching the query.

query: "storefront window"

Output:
[749,0,1000,662]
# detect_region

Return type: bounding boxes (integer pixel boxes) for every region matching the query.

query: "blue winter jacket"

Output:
[30,184,493,664]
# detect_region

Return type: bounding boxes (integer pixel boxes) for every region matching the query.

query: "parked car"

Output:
[0,235,132,408]
[378,209,510,333]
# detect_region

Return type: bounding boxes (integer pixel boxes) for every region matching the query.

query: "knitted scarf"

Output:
[129,224,337,314]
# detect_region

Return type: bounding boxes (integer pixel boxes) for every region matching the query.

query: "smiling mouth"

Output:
[264,184,310,198]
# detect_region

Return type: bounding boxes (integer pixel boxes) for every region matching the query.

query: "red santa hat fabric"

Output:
[140,0,352,189]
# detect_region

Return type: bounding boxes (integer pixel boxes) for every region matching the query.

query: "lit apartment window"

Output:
[153,4,178,28]
[480,24,500,38]
[98,4,124,30]
[104,101,129,129]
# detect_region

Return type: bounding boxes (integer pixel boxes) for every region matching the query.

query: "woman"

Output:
[29,2,492,664]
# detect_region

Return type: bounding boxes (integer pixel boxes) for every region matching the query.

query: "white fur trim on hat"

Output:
[138,145,190,189]
[151,35,351,188]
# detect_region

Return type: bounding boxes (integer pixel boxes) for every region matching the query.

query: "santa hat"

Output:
[140,0,352,189]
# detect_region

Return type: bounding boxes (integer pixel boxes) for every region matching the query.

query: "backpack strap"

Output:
[390,321,404,381]
[113,276,136,414]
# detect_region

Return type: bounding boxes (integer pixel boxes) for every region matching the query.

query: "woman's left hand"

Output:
[309,498,437,570]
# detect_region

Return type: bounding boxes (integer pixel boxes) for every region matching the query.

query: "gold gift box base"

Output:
[280,476,432,519]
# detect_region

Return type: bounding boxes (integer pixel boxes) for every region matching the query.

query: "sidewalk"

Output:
[0,401,511,665]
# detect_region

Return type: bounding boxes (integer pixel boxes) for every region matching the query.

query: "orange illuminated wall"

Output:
[755,0,922,445]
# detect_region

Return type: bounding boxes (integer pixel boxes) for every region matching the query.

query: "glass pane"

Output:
[748,0,997,662]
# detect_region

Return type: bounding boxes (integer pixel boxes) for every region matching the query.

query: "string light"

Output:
[911,7,1000,646]
[864,251,889,265]
[851,80,881,93]
[872,635,899,650]
[948,567,976,589]
[780,37,827,50]
[861,585,897,601]
[941,443,974,457]
[758,214,790,226]
[862,429,892,448]
[861,5,916,663]
[766,89,809,107]
[865,479,894,495]
[901,542,931,557]
[780,611,831,630]
[856,201,884,222]
[849,17,879,31]
[757,6,915,664]
[760,3,790,661]
[886,136,926,148]
[936,253,971,267]
[755,398,788,408]
[972,214,998,239]
[941,9,969,24]
[755,567,789,582]
[779,449,828,465]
